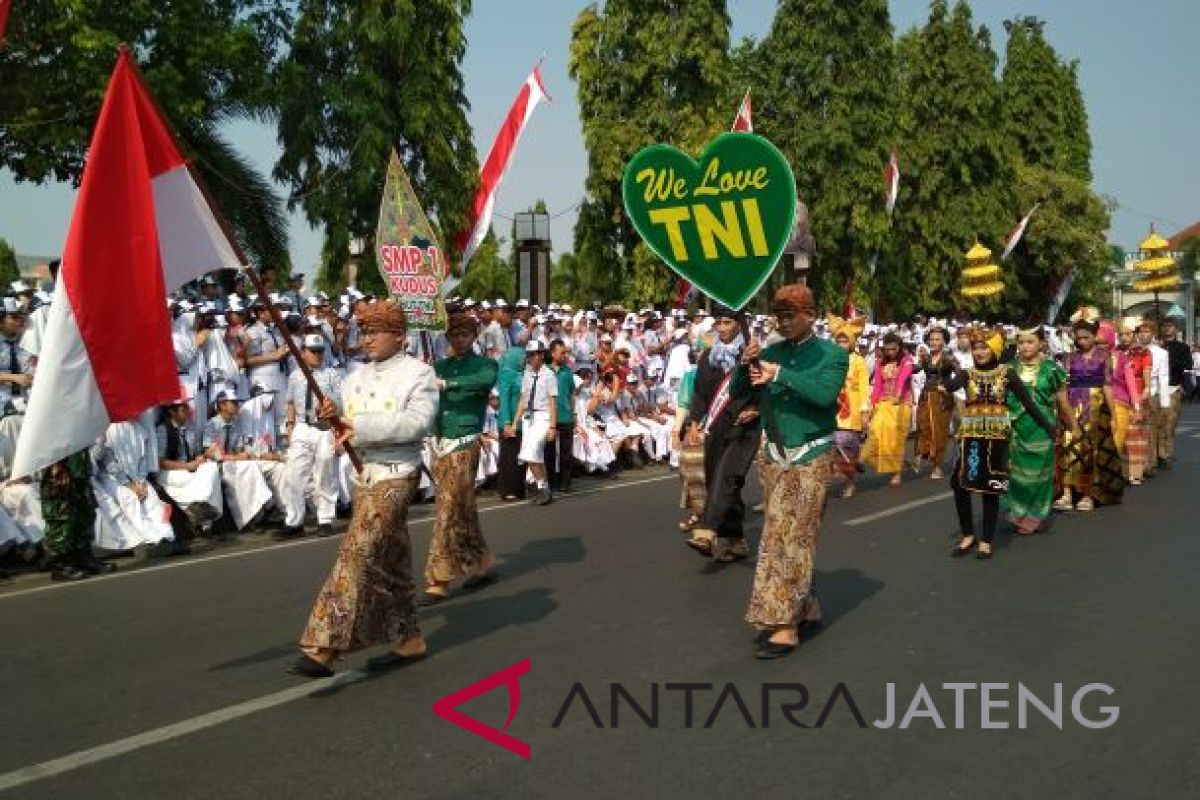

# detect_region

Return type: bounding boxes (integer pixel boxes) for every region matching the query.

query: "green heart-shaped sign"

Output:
[622,132,796,310]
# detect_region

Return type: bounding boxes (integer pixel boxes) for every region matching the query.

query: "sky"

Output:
[2,0,1197,279]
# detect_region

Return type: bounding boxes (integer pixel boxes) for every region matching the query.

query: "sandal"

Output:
[678,514,701,532]
[685,537,714,557]
[950,536,976,557]
[840,484,856,499]
[976,543,994,560]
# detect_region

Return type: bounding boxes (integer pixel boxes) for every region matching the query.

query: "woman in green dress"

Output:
[1001,327,1079,535]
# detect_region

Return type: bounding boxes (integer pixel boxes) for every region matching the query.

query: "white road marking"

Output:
[0,473,676,601]
[0,670,368,792]
[841,491,953,526]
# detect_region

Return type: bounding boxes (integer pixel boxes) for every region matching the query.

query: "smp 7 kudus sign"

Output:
[622,132,796,310]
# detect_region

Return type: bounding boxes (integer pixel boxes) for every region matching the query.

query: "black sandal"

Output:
[685,537,714,556]
[287,655,334,678]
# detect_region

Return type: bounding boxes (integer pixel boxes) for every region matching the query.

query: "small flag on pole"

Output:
[731,90,753,132]
[1001,203,1041,260]
[884,151,899,216]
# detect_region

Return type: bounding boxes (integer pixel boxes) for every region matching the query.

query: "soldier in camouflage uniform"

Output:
[41,449,114,581]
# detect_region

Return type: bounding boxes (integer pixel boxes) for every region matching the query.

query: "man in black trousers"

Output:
[684,305,759,563]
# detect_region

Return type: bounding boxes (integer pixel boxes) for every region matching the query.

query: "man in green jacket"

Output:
[735,284,848,660]
[422,313,500,604]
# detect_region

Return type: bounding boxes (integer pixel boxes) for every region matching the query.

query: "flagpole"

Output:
[118,48,364,474]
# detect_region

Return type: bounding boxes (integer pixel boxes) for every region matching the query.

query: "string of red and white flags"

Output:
[672,89,754,308]
[448,62,551,295]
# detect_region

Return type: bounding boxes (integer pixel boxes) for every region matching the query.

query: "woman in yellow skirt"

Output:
[861,333,914,487]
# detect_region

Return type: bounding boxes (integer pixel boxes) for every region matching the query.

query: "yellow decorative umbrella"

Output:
[960,241,1004,299]
[1132,226,1177,293]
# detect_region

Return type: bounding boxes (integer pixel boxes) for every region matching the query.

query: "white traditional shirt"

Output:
[342,351,438,473]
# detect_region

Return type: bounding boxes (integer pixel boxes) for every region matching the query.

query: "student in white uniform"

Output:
[156,399,224,529]
[91,419,175,552]
[202,388,283,531]
[510,340,557,505]
[244,299,291,435]
[279,335,344,539]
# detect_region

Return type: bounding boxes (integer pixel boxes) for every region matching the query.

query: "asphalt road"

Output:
[2,410,1199,799]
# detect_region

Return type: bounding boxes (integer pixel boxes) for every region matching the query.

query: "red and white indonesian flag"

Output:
[884,151,899,215]
[12,49,241,478]
[731,90,752,132]
[0,0,11,44]
[1001,203,1041,260]
[453,63,549,278]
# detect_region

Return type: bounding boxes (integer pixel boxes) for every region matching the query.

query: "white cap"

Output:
[494,299,508,308]
[10,280,32,294]
[525,339,547,353]
[600,333,613,343]
[626,373,640,383]
[211,388,241,405]
[516,299,530,308]
[1,297,21,315]
[306,295,327,307]
[302,333,326,350]
[480,300,492,310]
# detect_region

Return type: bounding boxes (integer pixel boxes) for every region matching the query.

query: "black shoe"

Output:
[976,546,994,560]
[950,537,976,558]
[755,640,797,660]
[1159,459,1173,471]
[365,649,426,672]
[535,488,553,506]
[81,558,117,575]
[51,564,90,582]
[287,655,334,678]
[273,526,305,541]
[316,524,334,537]
[149,540,191,558]
[0,567,12,583]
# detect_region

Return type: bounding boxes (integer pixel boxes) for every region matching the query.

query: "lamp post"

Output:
[514,211,551,306]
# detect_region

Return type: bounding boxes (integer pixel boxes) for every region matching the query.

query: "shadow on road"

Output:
[803,567,886,640]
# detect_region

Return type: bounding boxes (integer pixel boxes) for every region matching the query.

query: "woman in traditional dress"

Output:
[949,326,1056,560]
[912,326,958,479]
[1114,318,1153,485]
[421,313,499,606]
[827,315,869,497]
[861,332,914,487]
[1055,318,1125,511]
[1002,327,1077,535]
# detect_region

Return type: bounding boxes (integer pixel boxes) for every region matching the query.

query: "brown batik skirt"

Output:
[915,391,954,466]
[678,440,707,516]
[426,441,492,585]
[746,452,831,629]
[299,472,420,654]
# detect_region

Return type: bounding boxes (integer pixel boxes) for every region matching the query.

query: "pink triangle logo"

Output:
[432,658,531,760]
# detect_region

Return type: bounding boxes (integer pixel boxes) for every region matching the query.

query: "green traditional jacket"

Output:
[730,335,848,463]
[434,353,498,438]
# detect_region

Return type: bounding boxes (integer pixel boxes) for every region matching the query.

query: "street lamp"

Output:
[347,236,366,289]
[514,211,551,306]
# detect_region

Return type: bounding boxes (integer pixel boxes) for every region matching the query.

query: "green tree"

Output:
[273,0,478,297]
[755,0,896,303]
[1005,163,1111,322]
[1000,16,1091,181]
[998,16,1107,321]
[0,1,291,272]
[882,0,1013,318]
[0,239,20,288]
[569,0,731,305]
[456,232,513,301]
